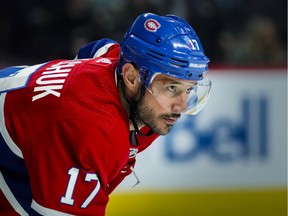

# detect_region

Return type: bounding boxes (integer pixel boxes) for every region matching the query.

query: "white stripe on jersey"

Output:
[93,43,115,58]
[0,93,23,158]
[32,200,75,216]
[0,171,29,215]
[0,63,46,93]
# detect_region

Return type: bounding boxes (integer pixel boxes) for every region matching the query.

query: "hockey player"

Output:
[0,13,211,215]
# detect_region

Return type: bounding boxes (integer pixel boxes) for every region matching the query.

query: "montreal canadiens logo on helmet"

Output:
[144,19,161,32]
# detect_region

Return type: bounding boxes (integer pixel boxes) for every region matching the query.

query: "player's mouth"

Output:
[162,113,181,125]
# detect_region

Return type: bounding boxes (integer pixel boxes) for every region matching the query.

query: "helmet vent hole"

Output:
[156,38,162,43]
[146,49,165,60]
[169,58,188,67]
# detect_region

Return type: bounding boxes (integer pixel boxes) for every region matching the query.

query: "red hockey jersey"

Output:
[0,56,159,215]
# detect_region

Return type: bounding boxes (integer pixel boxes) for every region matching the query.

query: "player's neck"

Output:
[118,81,133,129]
[117,81,144,131]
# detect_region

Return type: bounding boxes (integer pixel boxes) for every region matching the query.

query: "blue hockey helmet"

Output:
[119,13,210,87]
[119,13,211,115]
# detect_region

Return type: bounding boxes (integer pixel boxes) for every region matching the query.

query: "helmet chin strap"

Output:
[119,78,153,141]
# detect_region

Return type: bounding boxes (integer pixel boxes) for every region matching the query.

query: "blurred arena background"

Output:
[0,0,286,215]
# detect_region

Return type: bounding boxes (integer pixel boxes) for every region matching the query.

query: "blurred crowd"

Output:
[0,0,286,67]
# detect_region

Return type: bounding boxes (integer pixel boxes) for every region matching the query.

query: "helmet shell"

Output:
[119,13,210,87]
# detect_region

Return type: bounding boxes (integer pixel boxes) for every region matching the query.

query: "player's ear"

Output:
[121,63,141,93]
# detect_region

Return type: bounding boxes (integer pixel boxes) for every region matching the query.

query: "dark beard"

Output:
[134,99,181,135]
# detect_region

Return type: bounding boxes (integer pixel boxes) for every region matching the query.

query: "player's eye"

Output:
[167,86,177,92]
[186,86,195,94]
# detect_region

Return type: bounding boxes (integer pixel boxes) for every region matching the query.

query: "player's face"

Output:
[135,74,195,135]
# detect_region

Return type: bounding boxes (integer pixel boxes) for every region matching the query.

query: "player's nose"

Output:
[171,92,188,113]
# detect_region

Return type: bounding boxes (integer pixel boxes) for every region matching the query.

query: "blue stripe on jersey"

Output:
[0,133,40,215]
[0,66,27,78]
